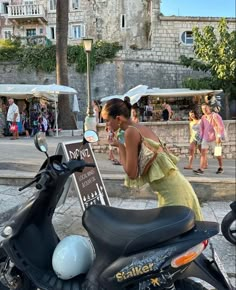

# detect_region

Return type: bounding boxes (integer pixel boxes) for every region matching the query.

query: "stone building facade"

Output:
[0,0,235,115]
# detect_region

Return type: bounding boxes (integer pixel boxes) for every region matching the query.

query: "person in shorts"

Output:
[193,103,225,175]
[6,98,20,140]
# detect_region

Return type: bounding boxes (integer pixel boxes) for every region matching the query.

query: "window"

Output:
[2,2,9,14]
[72,24,85,39]
[3,30,12,39]
[26,29,36,37]
[49,0,56,11]
[120,14,126,29]
[50,26,56,39]
[181,31,193,45]
[23,1,34,4]
[72,0,79,10]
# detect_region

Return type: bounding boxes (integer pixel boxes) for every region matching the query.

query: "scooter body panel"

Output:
[178,253,235,290]
[98,221,220,289]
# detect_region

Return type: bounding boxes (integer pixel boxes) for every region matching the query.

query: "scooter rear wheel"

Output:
[221,211,236,245]
[0,249,37,290]
[175,279,208,289]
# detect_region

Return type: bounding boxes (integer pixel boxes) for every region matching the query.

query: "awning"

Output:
[0,84,77,102]
[100,86,223,105]
[0,84,78,137]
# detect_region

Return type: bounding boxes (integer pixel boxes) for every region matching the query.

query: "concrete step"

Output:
[0,170,234,202]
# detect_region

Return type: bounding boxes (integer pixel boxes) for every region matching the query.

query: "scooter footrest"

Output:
[31,269,85,290]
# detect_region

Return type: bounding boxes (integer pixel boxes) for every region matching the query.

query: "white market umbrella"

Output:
[32,84,77,137]
[123,84,148,97]
[100,95,124,104]
[100,85,149,105]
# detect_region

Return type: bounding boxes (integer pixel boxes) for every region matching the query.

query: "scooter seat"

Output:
[82,205,195,255]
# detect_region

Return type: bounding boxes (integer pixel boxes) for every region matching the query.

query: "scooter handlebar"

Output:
[85,163,96,168]
[66,159,95,173]
[35,173,50,190]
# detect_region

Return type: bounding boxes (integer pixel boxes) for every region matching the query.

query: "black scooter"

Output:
[221,201,236,245]
[0,131,234,290]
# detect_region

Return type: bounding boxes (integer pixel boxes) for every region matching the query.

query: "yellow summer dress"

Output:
[125,136,203,221]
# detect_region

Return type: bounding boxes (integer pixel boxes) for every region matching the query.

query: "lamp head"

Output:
[83,38,93,52]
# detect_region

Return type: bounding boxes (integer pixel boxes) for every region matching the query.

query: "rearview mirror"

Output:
[84,130,98,143]
[34,132,48,153]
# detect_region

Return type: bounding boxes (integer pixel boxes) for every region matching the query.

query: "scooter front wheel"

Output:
[221,211,236,245]
[0,249,37,290]
[175,279,208,290]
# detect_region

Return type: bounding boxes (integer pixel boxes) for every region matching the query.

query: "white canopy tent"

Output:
[100,85,149,105]
[0,84,78,137]
[130,88,223,104]
[0,84,56,101]
[101,86,223,105]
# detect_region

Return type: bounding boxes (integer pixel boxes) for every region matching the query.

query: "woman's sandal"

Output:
[184,166,193,170]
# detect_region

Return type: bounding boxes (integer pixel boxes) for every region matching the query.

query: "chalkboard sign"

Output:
[56,140,110,211]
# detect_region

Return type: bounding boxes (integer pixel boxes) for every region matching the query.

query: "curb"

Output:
[0,171,235,202]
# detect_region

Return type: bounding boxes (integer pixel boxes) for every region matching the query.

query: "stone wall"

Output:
[0,60,207,121]
[93,120,236,159]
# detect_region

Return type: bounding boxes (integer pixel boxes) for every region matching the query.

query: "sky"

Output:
[161,0,236,18]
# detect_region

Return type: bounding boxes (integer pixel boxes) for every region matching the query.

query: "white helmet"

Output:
[52,235,95,280]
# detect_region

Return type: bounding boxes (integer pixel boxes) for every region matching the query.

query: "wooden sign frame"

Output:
[56,139,110,211]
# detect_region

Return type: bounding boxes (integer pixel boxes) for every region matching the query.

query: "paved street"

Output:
[0,185,235,289]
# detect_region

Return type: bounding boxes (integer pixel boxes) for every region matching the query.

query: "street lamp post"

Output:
[83,38,97,132]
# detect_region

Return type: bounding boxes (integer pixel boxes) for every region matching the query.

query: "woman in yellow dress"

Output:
[101,98,203,221]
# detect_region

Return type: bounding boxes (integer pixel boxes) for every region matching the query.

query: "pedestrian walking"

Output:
[131,106,139,123]
[184,109,207,169]
[6,98,20,140]
[193,103,225,175]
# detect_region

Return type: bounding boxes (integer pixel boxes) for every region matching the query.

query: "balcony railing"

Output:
[8,4,47,22]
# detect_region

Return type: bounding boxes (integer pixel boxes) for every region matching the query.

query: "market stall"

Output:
[0,84,77,136]
[101,87,223,122]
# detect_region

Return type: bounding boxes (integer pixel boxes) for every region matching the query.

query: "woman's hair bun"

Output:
[123,96,131,112]
[124,96,130,103]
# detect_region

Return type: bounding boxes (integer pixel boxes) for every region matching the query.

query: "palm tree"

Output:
[56,0,76,129]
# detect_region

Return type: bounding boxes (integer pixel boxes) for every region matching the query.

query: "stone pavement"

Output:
[0,185,235,288]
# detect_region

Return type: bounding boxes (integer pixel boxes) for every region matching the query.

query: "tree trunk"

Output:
[56,0,76,129]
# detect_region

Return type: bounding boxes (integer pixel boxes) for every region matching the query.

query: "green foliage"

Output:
[0,39,22,61]
[0,39,15,48]
[180,55,210,72]
[180,18,236,98]
[182,77,222,90]
[0,40,121,74]
[192,18,236,81]
[18,46,57,72]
